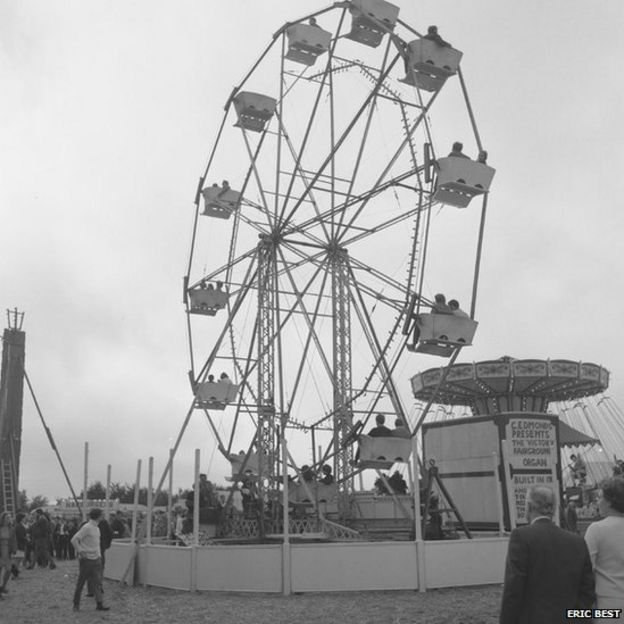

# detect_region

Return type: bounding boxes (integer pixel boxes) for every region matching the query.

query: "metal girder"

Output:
[256,237,278,534]
[331,248,353,517]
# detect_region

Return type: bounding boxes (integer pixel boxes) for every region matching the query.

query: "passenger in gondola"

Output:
[217,180,230,198]
[432,293,453,314]
[448,299,470,318]
[216,281,224,292]
[300,465,316,483]
[410,320,420,348]
[368,413,392,437]
[393,418,410,438]
[240,475,257,517]
[423,25,451,48]
[320,464,334,485]
[219,372,232,385]
[448,142,469,159]
[388,470,408,495]
[477,150,488,164]
[309,17,320,28]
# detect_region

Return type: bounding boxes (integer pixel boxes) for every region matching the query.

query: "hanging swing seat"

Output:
[401,39,462,92]
[188,286,229,315]
[412,313,478,357]
[226,451,259,481]
[345,0,399,48]
[433,157,496,208]
[285,24,332,66]
[357,435,411,469]
[233,92,277,133]
[196,380,239,409]
[201,184,241,219]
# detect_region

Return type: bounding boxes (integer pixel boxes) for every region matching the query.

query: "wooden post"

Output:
[191,449,200,592]
[82,442,88,523]
[193,450,200,547]
[501,440,516,530]
[282,432,291,595]
[105,464,111,521]
[492,452,505,535]
[412,435,426,593]
[146,457,154,544]
[551,466,561,527]
[167,449,173,543]
[120,459,142,587]
[131,459,142,544]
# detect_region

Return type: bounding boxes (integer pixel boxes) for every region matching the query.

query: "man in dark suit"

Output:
[500,485,595,624]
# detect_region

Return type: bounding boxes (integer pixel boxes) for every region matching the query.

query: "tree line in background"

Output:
[20,479,229,511]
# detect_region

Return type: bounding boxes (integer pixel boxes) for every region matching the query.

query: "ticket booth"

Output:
[422,413,562,530]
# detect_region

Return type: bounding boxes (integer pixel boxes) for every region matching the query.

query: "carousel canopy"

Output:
[411,357,609,414]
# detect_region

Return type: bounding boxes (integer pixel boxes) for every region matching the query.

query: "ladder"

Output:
[1,458,16,513]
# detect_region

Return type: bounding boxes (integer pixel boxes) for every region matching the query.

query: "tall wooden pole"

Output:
[131,459,142,544]
[167,448,174,543]
[82,442,88,522]
[193,450,200,546]
[146,457,154,544]
[105,464,111,521]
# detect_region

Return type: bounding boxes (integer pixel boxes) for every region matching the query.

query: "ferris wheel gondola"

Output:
[180,1,494,538]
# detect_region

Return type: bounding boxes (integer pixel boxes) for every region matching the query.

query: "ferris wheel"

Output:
[182,1,494,533]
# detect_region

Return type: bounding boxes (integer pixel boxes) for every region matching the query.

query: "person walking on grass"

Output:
[70,508,110,612]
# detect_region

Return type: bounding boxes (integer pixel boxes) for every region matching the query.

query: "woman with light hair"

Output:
[584,477,624,612]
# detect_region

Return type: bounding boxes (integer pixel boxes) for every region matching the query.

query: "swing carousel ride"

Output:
[174,0,497,541]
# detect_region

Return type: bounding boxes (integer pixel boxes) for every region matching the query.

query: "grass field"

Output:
[0,560,502,624]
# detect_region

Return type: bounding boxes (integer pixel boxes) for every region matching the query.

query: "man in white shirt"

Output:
[70,508,110,612]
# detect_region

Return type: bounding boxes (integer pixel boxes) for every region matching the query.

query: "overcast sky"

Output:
[2,0,623,501]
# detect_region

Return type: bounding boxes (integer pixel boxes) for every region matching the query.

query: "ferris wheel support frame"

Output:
[331,249,354,513]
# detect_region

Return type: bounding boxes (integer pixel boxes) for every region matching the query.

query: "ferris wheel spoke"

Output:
[275,6,350,230]
[276,44,334,227]
[240,128,277,230]
[280,53,402,233]
[347,265,408,421]
[274,112,331,242]
[284,167,420,240]
[335,39,396,234]
[348,255,410,302]
[271,256,334,387]
[342,203,425,254]
[190,246,257,290]
[229,249,334,404]
[337,90,442,241]
[194,257,258,383]
[226,315,260,455]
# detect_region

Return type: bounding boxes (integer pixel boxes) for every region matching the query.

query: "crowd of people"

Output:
[0,506,141,609]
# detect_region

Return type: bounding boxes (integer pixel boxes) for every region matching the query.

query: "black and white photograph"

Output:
[1,1,624,622]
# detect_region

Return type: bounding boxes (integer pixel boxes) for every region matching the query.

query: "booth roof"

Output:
[558,419,600,448]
